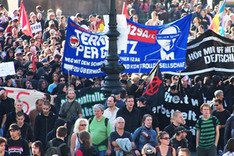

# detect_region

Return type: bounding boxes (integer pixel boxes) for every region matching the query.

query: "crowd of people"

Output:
[0,0,233,156]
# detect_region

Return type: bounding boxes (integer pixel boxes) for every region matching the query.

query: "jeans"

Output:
[98,150,106,156]
[197,145,217,156]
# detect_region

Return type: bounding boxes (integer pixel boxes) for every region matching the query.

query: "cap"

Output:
[136,96,147,104]
[181,75,189,81]
[17,38,23,42]
[9,123,19,131]
[175,126,190,133]
[13,19,18,23]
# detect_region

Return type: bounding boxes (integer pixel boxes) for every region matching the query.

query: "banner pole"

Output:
[136,60,160,92]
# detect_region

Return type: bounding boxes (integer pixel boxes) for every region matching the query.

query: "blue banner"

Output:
[119,14,192,73]
[62,15,192,77]
[61,18,107,77]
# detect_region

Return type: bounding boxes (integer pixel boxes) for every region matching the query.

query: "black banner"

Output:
[183,30,234,76]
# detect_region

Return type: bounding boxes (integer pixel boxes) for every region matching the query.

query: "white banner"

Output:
[7,0,19,17]
[30,23,42,33]
[0,62,16,77]
[103,14,128,54]
[4,87,45,114]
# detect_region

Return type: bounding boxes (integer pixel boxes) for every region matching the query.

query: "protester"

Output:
[195,103,220,156]
[88,104,112,156]
[70,118,89,156]
[31,141,44,156]
[155,131,176,156]
[109,117,134,156]
[0,137,9,156]
[132,114,157,155]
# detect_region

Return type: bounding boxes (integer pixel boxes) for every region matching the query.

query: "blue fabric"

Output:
[132,126,157,151]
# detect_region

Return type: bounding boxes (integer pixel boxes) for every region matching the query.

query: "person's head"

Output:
[157,131,170,145]
[56,126,67,138]
[107,96,117,108]
[214,98,223,110]
[172,111,184,125]
[214,90,224,100]
[15,99,23,112]
[9,123,20,140]
[137,96,147,107]
[142,114,152,128]
[43,93,51,102]
[42,101,51,116]
[52,72,59,82]
[16,111,25,125]
[0,137,7,152]
[200,103,211,116]
[125,95,135,110]
[178,148,191,156]
[133,14,138,23]
[0,88,7,99]
[58,75,66,84]
[225,138,234,153]
[79,131,91,149]
[93,104,104,118]
[115,117,125,130]
[151,11,158,20]
[32,141,44,156]
[96,15,103,22]
[35,99,44,112]
[174,126,189,139]
[66,88,76,100]
[73,118,89,133]
[198,25,204,33]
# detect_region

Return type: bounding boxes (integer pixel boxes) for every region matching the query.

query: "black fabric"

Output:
[116,106,141,134]
[46,138,69,156]
[7,138,30,156]
[110,131,133,156]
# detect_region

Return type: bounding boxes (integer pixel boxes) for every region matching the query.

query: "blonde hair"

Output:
[73,118,89,134]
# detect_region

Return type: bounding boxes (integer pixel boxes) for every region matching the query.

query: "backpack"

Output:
[89,116,108,127]
[45,140,66,156]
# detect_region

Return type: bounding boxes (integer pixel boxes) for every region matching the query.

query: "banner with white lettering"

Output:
[55,87,105,118]
[4,87,44,114]
[31,23,42,33]
[0,62,16,77]
[61,18,107,77]
[182,30,234,76]
[155,91,201,151]
[119,14,192,73]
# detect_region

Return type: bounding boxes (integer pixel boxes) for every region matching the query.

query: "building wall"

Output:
[1,0,124,18]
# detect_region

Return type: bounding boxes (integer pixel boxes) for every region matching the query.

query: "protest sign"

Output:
[0,62,16,77]
[31,23,42,33]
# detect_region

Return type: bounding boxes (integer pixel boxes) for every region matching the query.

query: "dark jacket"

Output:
[34,112,57,147]
[116,106,141,134]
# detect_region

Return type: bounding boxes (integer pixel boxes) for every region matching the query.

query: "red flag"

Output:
[19,1,33,38]
[122,2,129,19]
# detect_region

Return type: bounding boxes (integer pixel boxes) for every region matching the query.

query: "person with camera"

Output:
[34,101,57,150]
[59,88,82,133]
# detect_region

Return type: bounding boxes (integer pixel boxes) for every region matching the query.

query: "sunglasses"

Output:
[214,104,219,106]
[80,124,87,126]
[60,79,65,82]
[161,137,170,140]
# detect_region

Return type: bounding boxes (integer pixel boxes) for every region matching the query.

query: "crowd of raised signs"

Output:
[0,0,234,156]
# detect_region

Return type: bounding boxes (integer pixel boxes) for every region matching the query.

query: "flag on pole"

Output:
[142,62,164,109]
[209,0,226,34]
[19,1,33,38]
[122,2,129,19]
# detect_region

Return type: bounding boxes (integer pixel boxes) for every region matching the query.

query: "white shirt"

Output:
[103,107,119,131]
